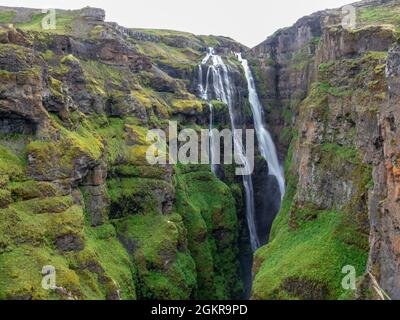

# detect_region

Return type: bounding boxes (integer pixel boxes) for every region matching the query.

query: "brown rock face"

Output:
[0,42,49,134]
[249,0,400,299]
[365,44,400,299]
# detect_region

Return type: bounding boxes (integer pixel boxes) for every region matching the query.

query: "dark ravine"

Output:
[0,0,400,300]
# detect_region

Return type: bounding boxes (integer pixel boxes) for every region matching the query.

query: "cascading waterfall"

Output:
[237,53,286,200]
[208,102,217,174]
[198,48,260,251]
[198,51,217,175]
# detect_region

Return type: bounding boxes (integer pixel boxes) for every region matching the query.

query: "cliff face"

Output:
[249,0,400,299]
[0,7,249,300]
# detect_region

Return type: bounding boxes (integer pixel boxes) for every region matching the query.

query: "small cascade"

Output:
[237,53,286,200]
[197,48,260,251]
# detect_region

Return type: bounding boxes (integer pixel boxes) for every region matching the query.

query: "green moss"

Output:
[71,223,137,299]
[61,54,79,64]
[134,39,199,72]
[0,185,133,300]
[174,165,242,299]
[0,11,16,24]
[27,121,103,178]
[319,62,335,73]
[0,145,25,180]
[252,140,368,300]
[11,196,74,214]
[130,90,153,109]
[290,42,315,71]
[48,76,65,99]
[363,51,388,61]
[210,100,228,113]
[279,127,293,146]
[253,208,368,299]
[0,245,81,300]
[359,5,400,30]
[291,47,310,71]
[80,59,127,96]
[320,144,359,166]
[95,118,130,165]
[89,25,105,38]
[114,213,196,299]
[8,180,58,201]
[0,44,36,69]
[41,49,55,62]
[171,99,204,114]
[107,177,173,217]
[16,11,77,34]
[0,189,11,207]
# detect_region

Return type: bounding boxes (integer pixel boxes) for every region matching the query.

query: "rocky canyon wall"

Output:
[0,7,250,299]
[249,0,400,299]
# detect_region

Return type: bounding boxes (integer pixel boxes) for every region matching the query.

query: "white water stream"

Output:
[237,53,285,200]
[198,48,260,251]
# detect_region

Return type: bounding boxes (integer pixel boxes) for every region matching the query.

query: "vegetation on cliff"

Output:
[2,0,400,301]
[251,25,392,298]
[0,7,244,300]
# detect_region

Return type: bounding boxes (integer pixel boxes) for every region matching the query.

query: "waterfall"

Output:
[198,48,260,251]
[237,53,286,200]
[198,49,217,175]
[208,102,217,174]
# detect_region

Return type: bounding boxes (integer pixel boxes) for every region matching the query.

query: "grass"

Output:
[16,11,77,34]
[107,177,173,217]
[252,140,368,300]
[0,11,16,24]
[114,213,197,299]
[0,144,25,180]
[320,144,359,165]
[253,208,368,299]
[74,223,137,299]
[359,5,400,30]
[26,119,103,179]
[0,245,80,300]
[171,99,204,114]
[174,165,242,299]
[80,59,128,96]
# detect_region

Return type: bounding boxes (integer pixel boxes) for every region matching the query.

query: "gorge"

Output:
[0,0,400,300]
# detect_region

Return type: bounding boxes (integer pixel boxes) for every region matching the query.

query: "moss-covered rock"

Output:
[174,165,242,299]
[115,213,196,299]
[0,7,248,301]
[251,43,388,300]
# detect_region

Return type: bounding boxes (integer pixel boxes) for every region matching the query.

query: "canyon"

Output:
[0,0,400,300]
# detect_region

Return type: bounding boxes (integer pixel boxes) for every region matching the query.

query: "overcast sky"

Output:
[1,0,356,47]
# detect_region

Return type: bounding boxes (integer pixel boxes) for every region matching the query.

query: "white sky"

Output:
[0,0,355,47]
